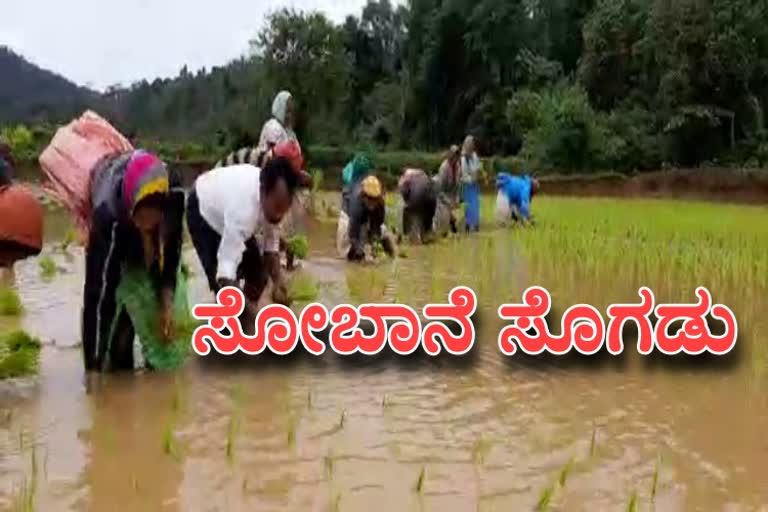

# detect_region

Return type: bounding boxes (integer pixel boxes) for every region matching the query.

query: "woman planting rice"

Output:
[0,142,44,282]
[39,111,190,373]
[81,150,185,372]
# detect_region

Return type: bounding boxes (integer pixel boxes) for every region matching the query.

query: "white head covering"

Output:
[462,135,475,155]
[272,91,293,126]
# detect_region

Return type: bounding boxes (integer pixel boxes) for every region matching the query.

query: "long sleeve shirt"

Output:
[434,159,460,205]
[496,173,533,220]
[194,164,281,281]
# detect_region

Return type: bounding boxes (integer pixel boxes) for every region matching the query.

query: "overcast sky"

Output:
[2,0,385,91]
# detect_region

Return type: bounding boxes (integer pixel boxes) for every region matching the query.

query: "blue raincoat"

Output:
[496,173,534,220]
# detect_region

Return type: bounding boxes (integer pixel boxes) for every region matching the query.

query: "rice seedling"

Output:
[0,330,42,379]
[226,413,240,464]
[287,421,296,448]
[0,287,23,316]
[289,272,319,302]
[132,473,139,492]
[38,255,57,280]
[471,436,494,466]
[627,490,638,512]
[60,227,79,252]
[331,492,341,512]
[171,380,185,414]
[286,235,309,260]
[382,395,391,408]
[307,391,313,410]
[12,448,38,512]
[559,457,574,487]
[338,410,346,430]
[229,382,246,407]
[536,482,554,511]
[162,422,180,461]
[324,452,335,479]
[589,427,597,460]
[651,455,662,502]
[415,467,426,493]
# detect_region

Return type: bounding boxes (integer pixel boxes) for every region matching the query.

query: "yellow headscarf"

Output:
[361,175,383,199]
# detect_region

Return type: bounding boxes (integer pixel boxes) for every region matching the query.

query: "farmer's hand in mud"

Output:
[159,287,175,343]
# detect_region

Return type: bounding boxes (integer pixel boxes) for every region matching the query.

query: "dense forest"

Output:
[3,0,768,174]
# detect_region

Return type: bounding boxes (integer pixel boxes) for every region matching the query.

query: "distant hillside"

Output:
[0,46,99,124]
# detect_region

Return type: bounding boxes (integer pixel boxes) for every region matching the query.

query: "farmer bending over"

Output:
[397,168,437,244]
[82,150,185,372]
[0,142,44,283]
[433,145,461,235]
[186,152,306,333]
[337,175,396,261]
[495,172,540,226]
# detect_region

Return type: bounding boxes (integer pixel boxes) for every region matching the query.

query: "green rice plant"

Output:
[536,482,554,511]
[559,457,574,487]
[172,381,185,414]
[12,448,38,512]
[286,235,309,260]
[230,382,246,407]
[651,455,662,502]
[324,452,335,479]
[589,427,597,460]
[0,330,42,379]
[287,421,296,448]
[60,227,80,252]
[627,490,638,512]
[0,287,23,316]
[331,493,341,512]
[415,467,426,493]
[38,255,57,280]
[338,410,346,430]
[289,272,319,302]
[471,437,494,466]
[226,413,239,464]
[162,422,180,461]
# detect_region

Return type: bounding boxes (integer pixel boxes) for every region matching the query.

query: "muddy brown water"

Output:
[1,199,767,512]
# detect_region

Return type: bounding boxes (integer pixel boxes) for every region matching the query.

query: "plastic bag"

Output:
[107,265,194,372]
[38,111,133,242]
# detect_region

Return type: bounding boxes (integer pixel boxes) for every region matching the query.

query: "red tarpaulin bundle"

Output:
[39,111,133,243]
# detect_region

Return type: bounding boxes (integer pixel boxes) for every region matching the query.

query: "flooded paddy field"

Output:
[1,191,767,511]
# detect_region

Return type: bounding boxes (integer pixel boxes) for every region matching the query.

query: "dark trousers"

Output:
[186,189,268,302]
[403,196,437,242]
[82,229,134,372]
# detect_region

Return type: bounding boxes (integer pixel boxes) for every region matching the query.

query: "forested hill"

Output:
[0,47,97,124]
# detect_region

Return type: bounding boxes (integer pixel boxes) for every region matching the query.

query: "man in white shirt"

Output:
[186,155,301,326]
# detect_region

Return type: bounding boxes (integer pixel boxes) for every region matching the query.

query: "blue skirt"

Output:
[462,183,480,231]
